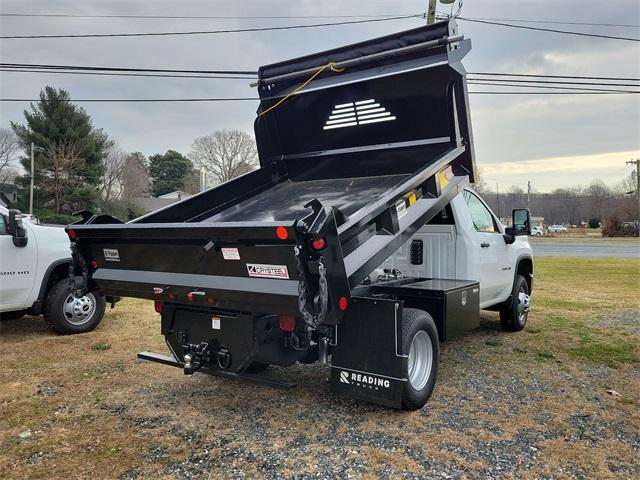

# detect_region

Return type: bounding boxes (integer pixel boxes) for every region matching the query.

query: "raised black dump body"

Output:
[70,20,479,409]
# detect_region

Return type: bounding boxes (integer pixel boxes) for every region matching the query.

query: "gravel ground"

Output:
[1,258,639,479]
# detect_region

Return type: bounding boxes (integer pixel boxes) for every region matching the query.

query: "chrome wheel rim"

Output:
[407,330,433,390]
[63,293,97,326]
[517,288,531,323]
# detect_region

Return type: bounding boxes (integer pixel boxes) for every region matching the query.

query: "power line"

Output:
[0,98,259,102]
[467,77,640,87]
[0,14,423,40]
[469,72,640,82]
[0,63,256,76]
[468,91,636,95]
[0,13,411,20]
[438,14,639,28]
[0,68,256,80]
[457,17,640,42]
[2,91,638,103]
[466,81,640,94]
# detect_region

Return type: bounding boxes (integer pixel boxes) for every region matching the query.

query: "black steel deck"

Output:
[202,174,410,223]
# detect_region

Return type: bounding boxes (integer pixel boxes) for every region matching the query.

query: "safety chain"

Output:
[294,246,329,329]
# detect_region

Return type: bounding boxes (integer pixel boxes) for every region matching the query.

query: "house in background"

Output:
[131,190,192,214]
[0,183,17,207]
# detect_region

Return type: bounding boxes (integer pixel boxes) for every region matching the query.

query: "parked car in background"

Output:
[0,206,108,334]
[547,224,568,234]
[530,225,543,236]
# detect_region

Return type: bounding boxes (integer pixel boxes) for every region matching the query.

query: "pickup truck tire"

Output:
[44,279,106,335]
[401,308,439,411]
[500,274,530,332]
[244,362,270,374]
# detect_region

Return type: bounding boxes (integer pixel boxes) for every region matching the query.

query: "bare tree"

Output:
[0,128,19,182]
[189,130,258,186]
[44,140,83,214]
[101,145,128,201]
[121,152,150,200]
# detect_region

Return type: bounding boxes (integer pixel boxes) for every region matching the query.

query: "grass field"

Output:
[0,257,638,479]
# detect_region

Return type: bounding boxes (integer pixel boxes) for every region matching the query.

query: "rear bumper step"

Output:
[137,351,297,389]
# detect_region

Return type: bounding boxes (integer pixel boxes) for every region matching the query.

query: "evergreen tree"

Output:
[11,87,110,213]
[148,150,194,196]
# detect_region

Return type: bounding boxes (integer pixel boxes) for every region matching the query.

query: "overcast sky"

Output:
[1,0,638,192]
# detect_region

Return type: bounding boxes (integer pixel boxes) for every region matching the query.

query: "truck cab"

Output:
[0,206,106,334]
[380,188,533,315]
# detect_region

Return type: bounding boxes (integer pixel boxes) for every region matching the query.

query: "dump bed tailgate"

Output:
[72,222,303,314]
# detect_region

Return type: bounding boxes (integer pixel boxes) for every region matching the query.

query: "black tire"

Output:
[243,362,270,374]
[400,308,439,411]
[44,279,106,335]
[500,274,530,332]
[0,310,28,321]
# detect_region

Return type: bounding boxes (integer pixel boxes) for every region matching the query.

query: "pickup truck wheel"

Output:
[44,279,106,335]
[500,274,530,332]
[244,362,269,374]
[401,308,439,411]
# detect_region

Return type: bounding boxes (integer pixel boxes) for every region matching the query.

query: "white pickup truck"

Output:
[0,206,106,334]
[380,188,533,331]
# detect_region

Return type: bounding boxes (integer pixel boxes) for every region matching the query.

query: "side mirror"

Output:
[7,209,28,247]
[512,208,531,236]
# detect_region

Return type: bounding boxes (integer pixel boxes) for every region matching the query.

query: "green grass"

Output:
[521,257,640,368]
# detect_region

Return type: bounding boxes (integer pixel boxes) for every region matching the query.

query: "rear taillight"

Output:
[276,226,289,240]
[311,238,327,251]
[90,260,98,269]
[278,314,295,332]
[67,228,76,240]
[154,301,163,314]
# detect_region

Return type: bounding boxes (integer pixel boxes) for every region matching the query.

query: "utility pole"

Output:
[627,158,640,236]
[29,142,34,214]
[627,158,640,200]
[426,0,438,24]
[527,180,531,210]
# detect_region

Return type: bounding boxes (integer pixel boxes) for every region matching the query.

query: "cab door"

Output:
[462,191,512,307]
[0,214,37,311]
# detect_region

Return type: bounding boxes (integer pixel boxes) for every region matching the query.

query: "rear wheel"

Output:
[44,279,106,334]
[400,308,439,411]
[500,274,530,332]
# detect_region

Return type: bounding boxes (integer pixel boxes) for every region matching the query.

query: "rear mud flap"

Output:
[330,297,406,408]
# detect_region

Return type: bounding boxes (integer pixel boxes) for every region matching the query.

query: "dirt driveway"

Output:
[1,258,638,479]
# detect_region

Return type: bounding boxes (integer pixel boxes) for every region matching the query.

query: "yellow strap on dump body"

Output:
[258,62,344,117]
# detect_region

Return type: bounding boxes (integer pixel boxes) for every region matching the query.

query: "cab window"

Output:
[0,214,7,235]
[463,191,497,233]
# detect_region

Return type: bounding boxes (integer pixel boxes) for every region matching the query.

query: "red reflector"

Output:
[207,297,215,305]
[339,296,348,311]
[278,314,295,332]
[187,292,194,302]
[276,226,288,240]
[154,300,163,314]
[67,228,76,240]
[312,238,327,251]
[90,260,98,269]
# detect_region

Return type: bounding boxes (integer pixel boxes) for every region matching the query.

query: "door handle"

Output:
[480,242,490,248]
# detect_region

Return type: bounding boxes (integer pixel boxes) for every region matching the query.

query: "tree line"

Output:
[0,86,258,223]
[475,172,638,232]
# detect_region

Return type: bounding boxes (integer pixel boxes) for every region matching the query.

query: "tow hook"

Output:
[181,342,209,375]
[181,343,232,374]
